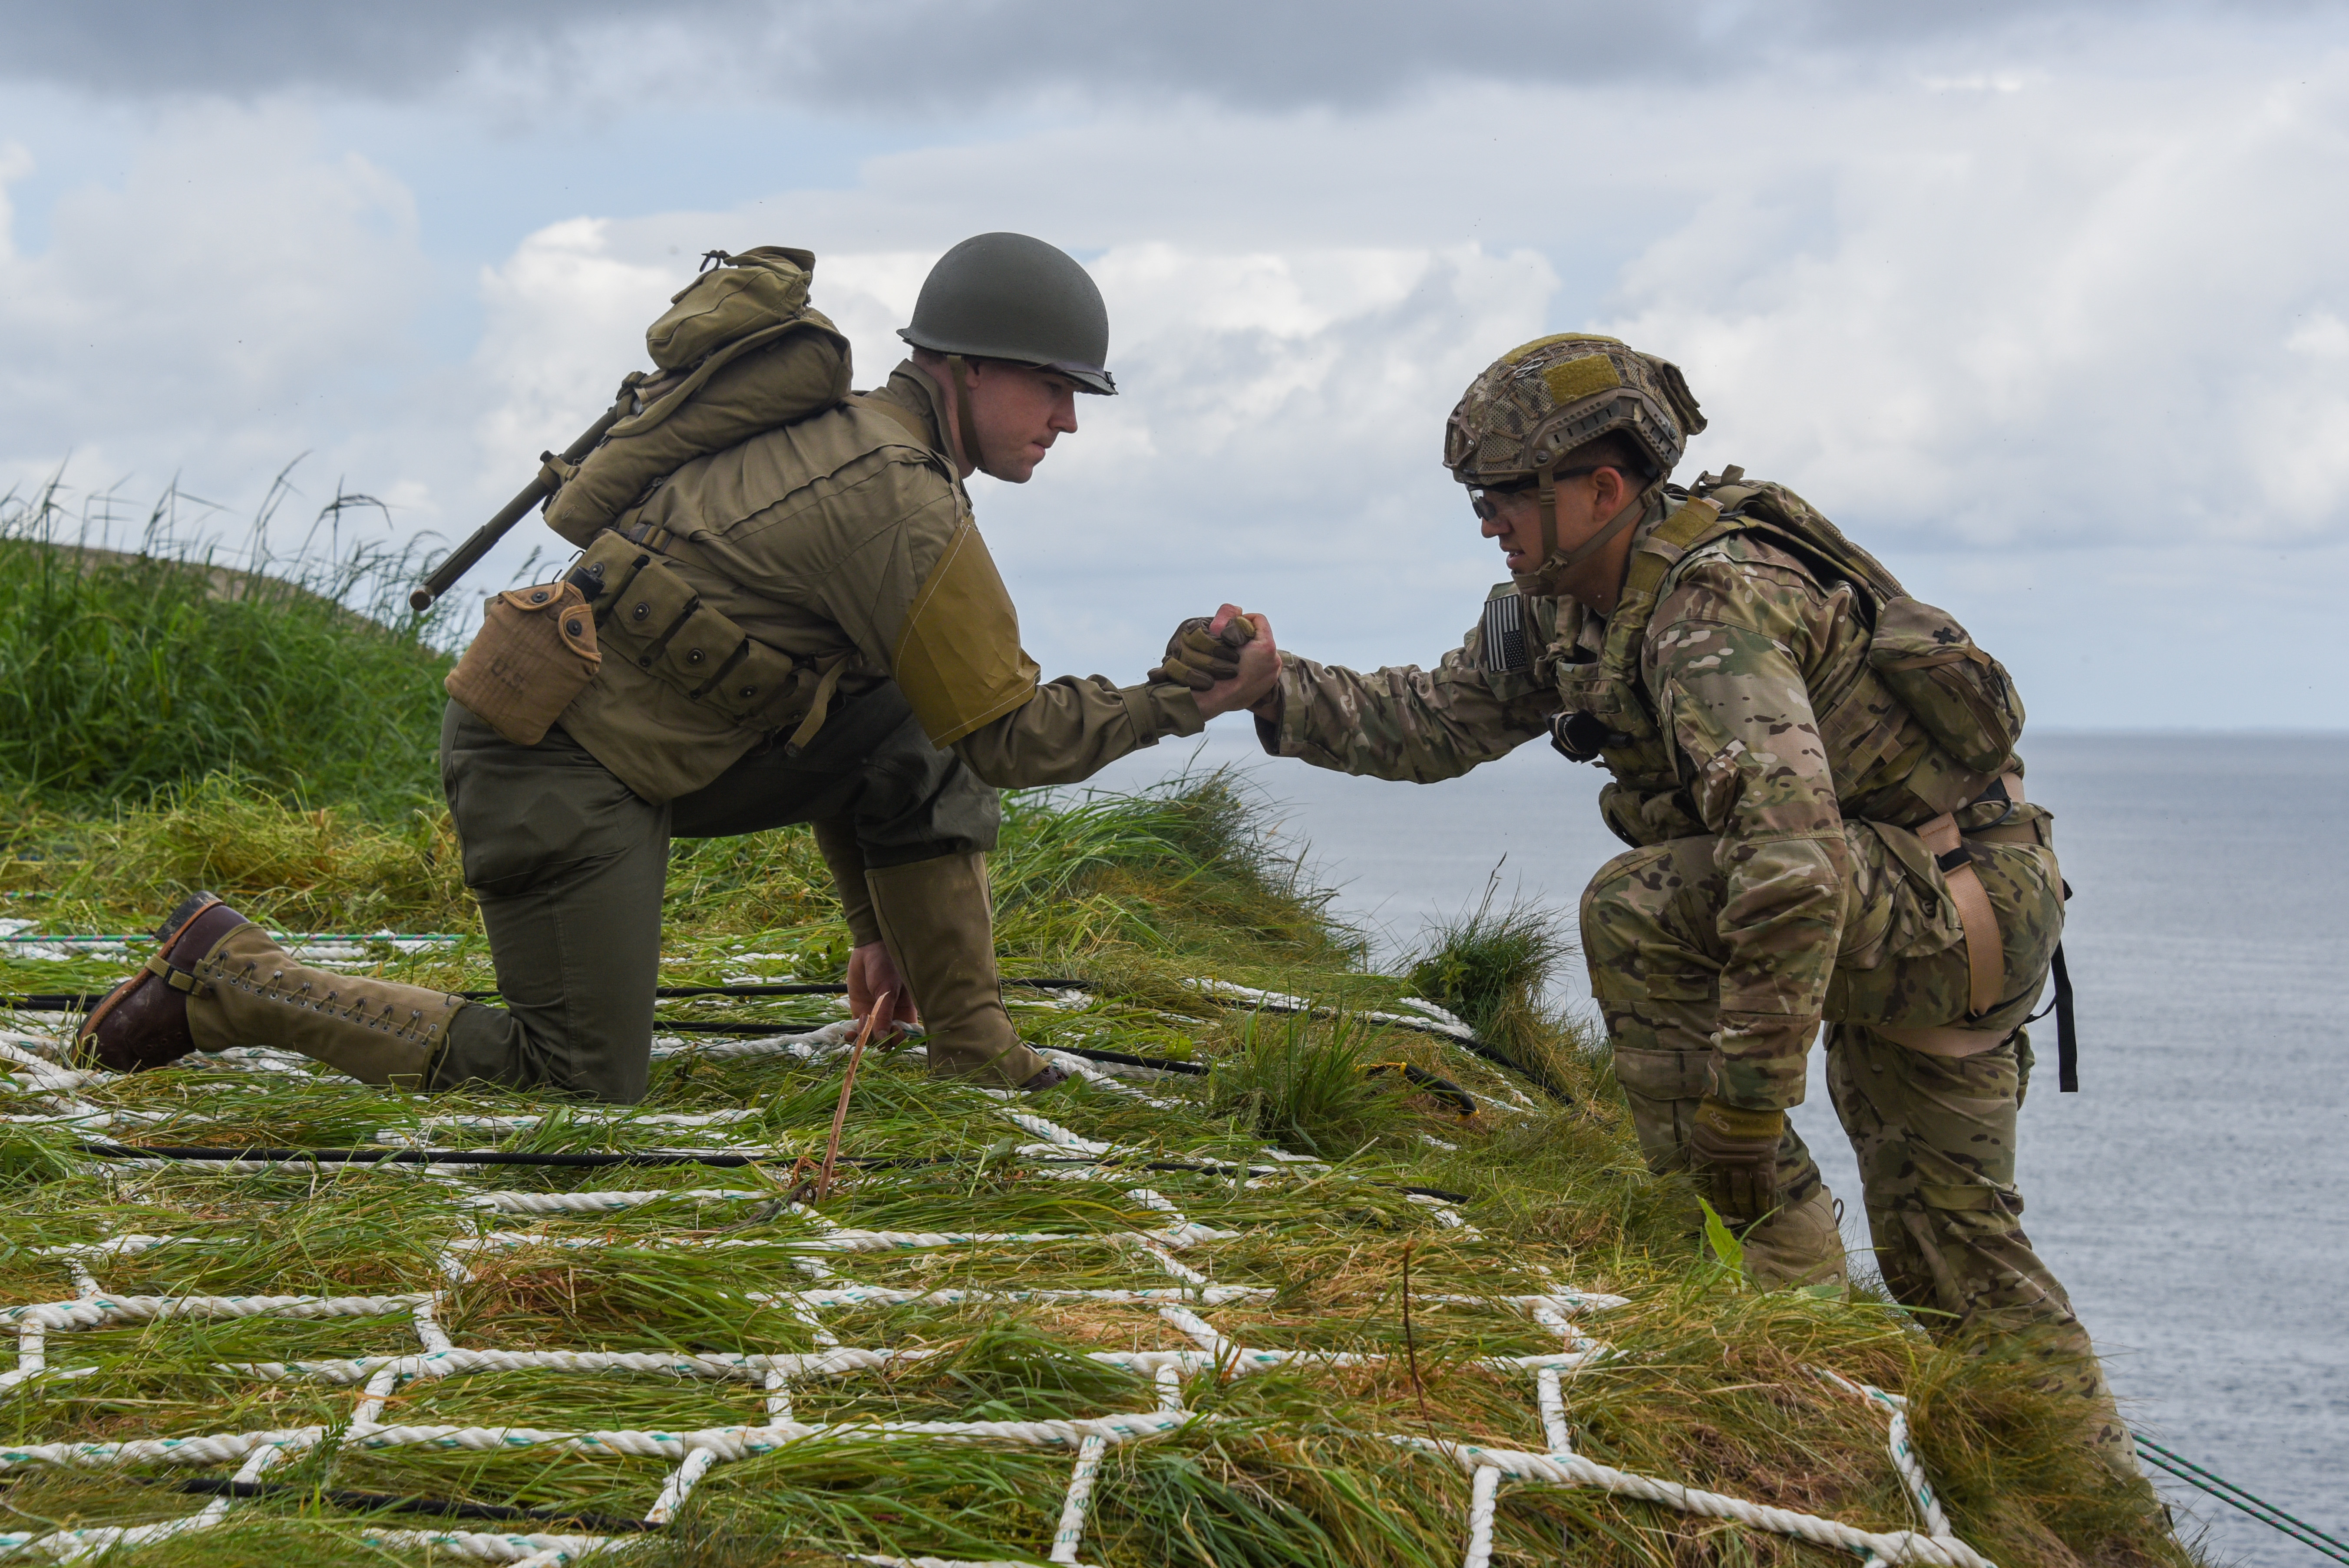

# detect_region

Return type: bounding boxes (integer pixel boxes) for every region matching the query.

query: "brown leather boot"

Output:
[864,852,1057,1090]
[75,892,249,1072]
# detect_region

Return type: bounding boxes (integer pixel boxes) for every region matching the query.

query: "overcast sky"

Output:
[2,0,2344,727]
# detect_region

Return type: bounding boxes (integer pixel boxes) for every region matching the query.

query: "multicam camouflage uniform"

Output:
[1255,334,2126,1451]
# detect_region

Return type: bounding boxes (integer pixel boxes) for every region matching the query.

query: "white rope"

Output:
[0,1016,1992,1568]
[1806,1365,1954,1539]
[0,1291,432,1330]
[1390,1434,1997,1568]
[645,1444,717,1525]
[462,1187,771,1214]
[1462,1462,1501,1568]
[1049,1433,1107,1563]
[647,1018,860,1061]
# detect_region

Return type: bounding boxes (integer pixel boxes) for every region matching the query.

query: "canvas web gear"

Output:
[0,966,2006,1568]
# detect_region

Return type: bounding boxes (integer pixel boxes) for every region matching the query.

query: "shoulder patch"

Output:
[1480,591,1531,673]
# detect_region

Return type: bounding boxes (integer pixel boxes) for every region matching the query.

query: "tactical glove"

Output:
[1687,1098,1787,1225]
[1150,615,1257,691]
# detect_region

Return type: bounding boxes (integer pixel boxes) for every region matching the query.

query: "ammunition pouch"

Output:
[444,581,602,747]
[573,528,850,752]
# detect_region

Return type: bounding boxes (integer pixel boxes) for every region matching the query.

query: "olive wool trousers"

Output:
[434,687,998,1103]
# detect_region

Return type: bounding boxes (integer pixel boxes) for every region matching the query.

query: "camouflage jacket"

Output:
[1259,482,2027,1107]
[556,361,1202,804]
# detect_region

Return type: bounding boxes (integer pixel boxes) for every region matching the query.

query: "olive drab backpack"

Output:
[538,247,855,546]
[447,245,862,758]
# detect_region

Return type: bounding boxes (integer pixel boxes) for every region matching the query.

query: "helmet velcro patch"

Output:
[1501,330,1623,365]
[1542,354,1623,406]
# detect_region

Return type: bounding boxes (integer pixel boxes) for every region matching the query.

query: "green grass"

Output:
[0,474,458,815]
[0,515,2191,1566]
[1405,875,1576,1089]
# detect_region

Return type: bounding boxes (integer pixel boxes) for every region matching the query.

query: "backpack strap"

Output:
[1595,495,1731,678]
[850,392,937,449]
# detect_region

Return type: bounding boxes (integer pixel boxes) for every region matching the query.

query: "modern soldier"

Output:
[80,233,1263,1100]
[1175,333,2129,1456]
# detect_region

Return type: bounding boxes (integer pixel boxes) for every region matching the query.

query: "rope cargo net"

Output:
[0,980,1998,1568]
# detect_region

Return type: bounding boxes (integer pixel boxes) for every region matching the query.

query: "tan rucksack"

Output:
[539,247,854,547]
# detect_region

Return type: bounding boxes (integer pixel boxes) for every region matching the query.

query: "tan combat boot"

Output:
[1740,1186,1850,1291]
[863,852,1060,1091]
[79,893,466,1087]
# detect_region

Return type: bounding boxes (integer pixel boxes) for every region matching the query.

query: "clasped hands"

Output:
[1150,604,1281,719]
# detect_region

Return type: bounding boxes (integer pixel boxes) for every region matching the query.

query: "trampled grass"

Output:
[0,527,2189,1565]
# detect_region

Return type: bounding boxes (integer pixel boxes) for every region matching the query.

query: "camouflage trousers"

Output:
[1582,813,2129,1452]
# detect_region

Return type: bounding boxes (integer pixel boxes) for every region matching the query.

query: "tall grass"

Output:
[1405,872,1581,1087]
[0,472,457,815]
[1205,1010,1421,1159]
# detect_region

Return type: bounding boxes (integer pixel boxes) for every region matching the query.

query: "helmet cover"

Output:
[1443,333,1705,488]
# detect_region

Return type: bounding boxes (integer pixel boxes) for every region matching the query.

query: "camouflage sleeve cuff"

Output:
[1267,652,1317,757]
[1709,1010,1820,1111]
[1252,706,1282,755]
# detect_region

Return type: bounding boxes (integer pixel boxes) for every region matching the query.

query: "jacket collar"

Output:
[877,360,956,465]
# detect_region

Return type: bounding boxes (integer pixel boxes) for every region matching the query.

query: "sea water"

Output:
[1090,730,2349,1565]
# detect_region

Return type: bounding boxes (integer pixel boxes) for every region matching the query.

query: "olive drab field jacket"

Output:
[1258,475,2045,1109]
[555,362,1203,803]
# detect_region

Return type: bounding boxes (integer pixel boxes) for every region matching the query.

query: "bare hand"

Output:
[846,941,919,1038]
[1194,604,1280,718]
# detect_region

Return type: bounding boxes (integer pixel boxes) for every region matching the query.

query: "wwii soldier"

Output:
[1174,333,2128,1454]
[79,232,1264,1099]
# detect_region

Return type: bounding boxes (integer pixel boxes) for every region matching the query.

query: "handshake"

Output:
[1149,604,1282,720]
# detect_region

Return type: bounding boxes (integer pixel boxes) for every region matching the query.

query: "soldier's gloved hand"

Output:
[1687,1098,1787,1224]
[1150,614,1257,691]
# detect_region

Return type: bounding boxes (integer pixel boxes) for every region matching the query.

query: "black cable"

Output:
[77,1142,781,1170]
[164,1476,654,1533]
[2133,1436,2349,1563]
[1,978,1096,1012]
[1364,1063,1478,1118]
[71,1141,1472,1204]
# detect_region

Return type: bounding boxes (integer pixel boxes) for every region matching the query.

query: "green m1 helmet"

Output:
[898,232,1117,395]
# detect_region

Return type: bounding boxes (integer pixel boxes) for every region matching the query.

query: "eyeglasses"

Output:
[1469,468,1596,521]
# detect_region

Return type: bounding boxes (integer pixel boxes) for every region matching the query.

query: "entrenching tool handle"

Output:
[407,383,641,612]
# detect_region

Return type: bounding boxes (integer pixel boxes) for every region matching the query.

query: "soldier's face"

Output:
[970,363,1081,483]
[1475,470,1622,573]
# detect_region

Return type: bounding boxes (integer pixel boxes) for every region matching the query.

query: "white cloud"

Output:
[0,104,428,528]
[1601,55,2349,551]
[5,15,2349,724]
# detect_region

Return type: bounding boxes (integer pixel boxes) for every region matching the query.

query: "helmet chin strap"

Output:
[945,354,986,477]
[1536,460,1560,564]
[1549,494,1644,571]
[1523,472,1648,594]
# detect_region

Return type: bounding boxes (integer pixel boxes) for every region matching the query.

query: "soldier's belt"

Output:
[571,528,849,751]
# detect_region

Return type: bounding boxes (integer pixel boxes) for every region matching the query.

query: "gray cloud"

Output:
[0,0,2320,109]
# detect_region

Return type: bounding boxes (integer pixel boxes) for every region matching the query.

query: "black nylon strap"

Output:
[2052,943,2078,1092]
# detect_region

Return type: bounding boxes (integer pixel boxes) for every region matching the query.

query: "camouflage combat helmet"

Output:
[1444,334,1706,575]
[899,232,1116,395]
